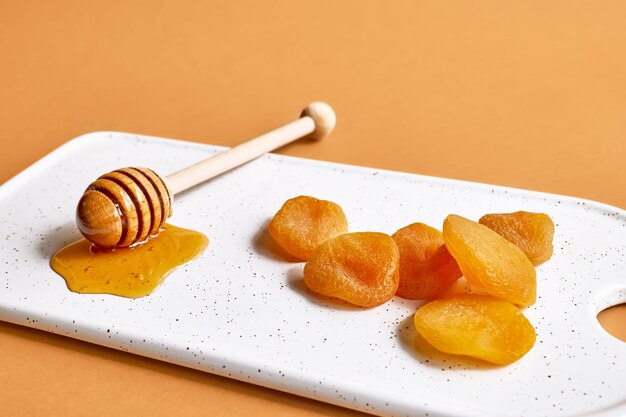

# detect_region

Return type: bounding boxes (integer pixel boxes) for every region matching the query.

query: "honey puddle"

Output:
[51,224,208,298]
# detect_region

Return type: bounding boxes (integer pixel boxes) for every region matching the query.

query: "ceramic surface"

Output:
[0,132,624,417]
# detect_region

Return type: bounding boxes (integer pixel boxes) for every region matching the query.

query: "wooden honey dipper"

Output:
[76,102,336,249]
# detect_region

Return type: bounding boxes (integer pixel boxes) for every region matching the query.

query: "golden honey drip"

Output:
[51,224,208,298]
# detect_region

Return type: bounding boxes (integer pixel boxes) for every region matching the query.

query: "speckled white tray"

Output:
[1,132,625,417]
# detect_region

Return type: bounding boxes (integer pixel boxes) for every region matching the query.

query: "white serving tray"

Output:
[1,132,625,417]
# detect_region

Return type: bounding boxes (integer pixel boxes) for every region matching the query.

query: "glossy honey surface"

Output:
[3,3,626,416]
[51,224,208,298]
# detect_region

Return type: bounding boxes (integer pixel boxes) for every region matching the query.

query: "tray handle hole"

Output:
[596,288,626,343]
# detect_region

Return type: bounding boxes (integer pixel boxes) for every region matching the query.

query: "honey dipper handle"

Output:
[165,102,336,195]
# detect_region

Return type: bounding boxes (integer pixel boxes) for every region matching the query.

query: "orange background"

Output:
[1,1,624,416]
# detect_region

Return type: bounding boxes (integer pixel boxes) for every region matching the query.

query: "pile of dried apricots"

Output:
[269,196,554,365]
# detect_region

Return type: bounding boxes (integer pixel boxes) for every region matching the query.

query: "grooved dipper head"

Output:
[76,167,172,249]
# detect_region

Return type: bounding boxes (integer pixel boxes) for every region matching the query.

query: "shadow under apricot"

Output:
[251,218,302,262]
[250,218,367,311]
[395,314,499,371]
[285,266,366,312]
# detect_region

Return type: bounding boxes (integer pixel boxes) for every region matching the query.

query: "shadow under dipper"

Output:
[39,221,82,258]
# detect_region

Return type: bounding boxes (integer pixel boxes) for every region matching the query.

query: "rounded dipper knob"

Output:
[300,101,336,141]
[76,102,335,249]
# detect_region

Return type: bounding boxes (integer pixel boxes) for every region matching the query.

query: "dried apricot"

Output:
[269,196,348,260]
[479,211,554,265]
[303,232,400,307]
[414,294,536,364]
[443,214,536,306]
[391,223,462,299]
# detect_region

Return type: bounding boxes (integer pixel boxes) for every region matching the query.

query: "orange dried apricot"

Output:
[479,211,554,265]
[303,232,400,307]
[391,223,462,299]
[414,294,536,365]
[443,214,536,306]
[269,195,348,260]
